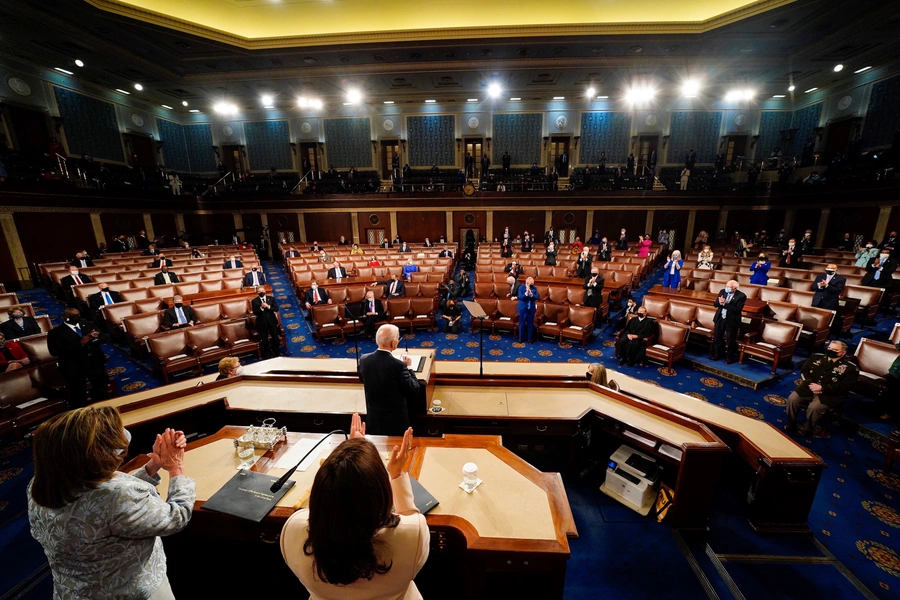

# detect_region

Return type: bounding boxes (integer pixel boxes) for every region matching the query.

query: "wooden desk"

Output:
[646,285,768,315]
[164,285,272,308]
[126,427,575,599]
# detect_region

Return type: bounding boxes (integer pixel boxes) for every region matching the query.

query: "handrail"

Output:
[291,169,313,193]
[201,171,233,196]
[55,153,70,180]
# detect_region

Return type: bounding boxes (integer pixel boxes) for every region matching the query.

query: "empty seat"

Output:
[386,299,412,333]
[187,323,231,367]
[739,320,801,374]
[538,304,569,342]
[795,306,835,349]
[200,280,225,293]
[560,305,596,348]
[645,321,691,369]
[124,312,163,356]
[758,287,790,303]
[474,282,496,298]
[191,303,223,324]
[220,299,250,319]
[492,299,520,335]
[854,338,900,397]
[642,296,669,320]
[766,301,798,323]
[147,329,199,383]
[135,298,164,313]
[547,286,568,305]
[311,305,344,342]
[218,320,260,358]
[17,333,53,364]
[690,305,717,353]
[846,285,884,323]
[666,301,696,326]
[148,285,176,299]
[409,298,436,331]
[470,299,497,333]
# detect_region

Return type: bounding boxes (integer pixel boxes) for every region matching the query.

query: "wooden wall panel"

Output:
[550,210,586,242]
[268,213,301,242]
[182,213,236,245]
[0,219,20,289]
[725,209,785,241]
[824,206,881,248]
[493,210,545,240]
[151,213,178,242]
[305,212,353,243]
[357,211,392,244]
[396,211,446,243]
[592,210,647,241]
[792,208,821,239]
[14,212,95,265]
[693,210,719,248]
[887,206,900,242]
[99,212,144,240]
[452,211,486,244]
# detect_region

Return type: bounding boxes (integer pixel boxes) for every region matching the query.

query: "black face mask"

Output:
[585,372,592,381]
[11,314,23,320]
[64,316,79,325]
[825,269,835,275]
[258,292,266,298]
[826,349,840,359]
[174,303,183,309]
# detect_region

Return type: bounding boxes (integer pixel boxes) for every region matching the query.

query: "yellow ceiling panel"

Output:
[87,0,795,48]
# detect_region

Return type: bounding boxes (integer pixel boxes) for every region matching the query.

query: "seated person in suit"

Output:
[439,248,453,258]
[283,246,300,259]
[216,356,242,381]
[2,308,41,339]
[402,258,419,281]
[150,254,173,269]
[350,243,364,255]
[615,306,655,367]
[393,235,403,245]
[614,296,638,334]
[71,252,93,268]
[327,261,348,280]
[505,261,523,279]
[244,266,266,287]
[318,250,333,263]
[398,242,412,253]
[309,241,322,253]
[785,341,859,436]
[0,332,30,372]
[811,264,845,310]
[162,295,197,329]
[88,284,123,310]
[154,265,179,285]
[361,290,386,340]
[224,255,243,269]
[60,266,92,306]
[141,244,159,256]
[423,237,434,248]
[384,274,406,298]
[304,282,331,311]
[337,236,350,246]
[440,298,462,333]
[583,268,605,308]
[380,239,393,249]
[544,242,558,266]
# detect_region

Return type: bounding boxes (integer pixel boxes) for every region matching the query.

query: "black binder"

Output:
[409,476,439,514]
[203,470,296,522]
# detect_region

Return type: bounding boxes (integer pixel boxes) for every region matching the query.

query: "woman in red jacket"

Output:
[0,334,30,372]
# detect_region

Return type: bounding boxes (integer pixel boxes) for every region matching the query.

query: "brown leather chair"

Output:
[548,285,568,305]
[492,299,520,335]
[148,284,176,298]
[759,287,790,303]
[33,315,53,334]
[0,367,66,436]
[738,320,801,374]
[690,305,718,353]
[561,305,596,348]
[410,298,436,332]
[691,279,711,293]
[222,278,243,290]
[420,282,440,298]
[101,302,138,334]
[135,298,164,313]
[367,284,386,299]
[386,298,413,334]
[219,320,261,359]
[470,299,497,333]
[120,288,150,302]
[891,322,900,346]
[410,272,428,283]
[645,321,690,369]
[766,301,798,323]
[147,330,199,383]
[175,282,201,296]
[787,290,815,307]
[666,301,696,326]
[328,287,349,304]
[846,285,884,323]
[192,303,224,324]
[538,304,569,342]
[124,312,163,356]
[795,306,835,349]
[18,333,53,364]
[346,286,366,303]
[356,267,375,278]
[187,323,231,368]
[311,304,345,342]
[534,284,550,301]
[614,315,659,358]
[854,338,900,397]
[199,280,225,293]
[405,283,422,297]
[565,286,586,306]
[642,296,669,320]
[221,298,250,320]
[474,282,496,298]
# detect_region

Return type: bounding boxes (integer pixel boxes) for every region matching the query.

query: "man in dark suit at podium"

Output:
[252,285,281,357]
[811,263,845,310]
[358,323,420,436]
[154,266,179,285]
[47,308,108,408]
[712,280,747,364]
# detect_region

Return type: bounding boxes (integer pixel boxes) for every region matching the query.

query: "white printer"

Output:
[600,445,663,515]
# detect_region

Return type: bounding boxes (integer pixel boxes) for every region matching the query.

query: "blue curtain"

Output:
[244,120,293,170]
[667,111,723,164]
[789,104,822,156]
[156,119,190,172]
[183,124,216,172]
[53,87,123,162]
[579,112,631,164]
[491,114,542,165]
[756,111,793,160]
[323,118,371,168]
[862,76,900,149]
[407,116,455,166]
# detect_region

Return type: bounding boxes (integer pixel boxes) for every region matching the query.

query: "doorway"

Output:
[298,142,318,176]
[824,119,854,160]
[124,134,157,168]
[4,104,50,154]
[381,140,400,179]
[464,138,483,177]
[221,145,244,175]
[366,229,386,245]
[636,136,659,172]
[558,228,578,245]
[724,135,748,168]
[549,137,570,176]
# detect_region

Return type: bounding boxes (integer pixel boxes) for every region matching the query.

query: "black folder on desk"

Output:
[203,470,296,522]
[409,476,439,514]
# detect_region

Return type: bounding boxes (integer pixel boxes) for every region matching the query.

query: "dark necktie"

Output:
[313,289,319,303]
[369,301,374,313]
[786,252,791,265]
[74,275,82,285]
[74,325,83,337]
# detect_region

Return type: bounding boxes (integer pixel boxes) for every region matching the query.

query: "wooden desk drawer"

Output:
[508,420,578,436]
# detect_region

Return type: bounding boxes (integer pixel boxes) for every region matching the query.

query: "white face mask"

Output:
[880,254,890,261]
[116,428,133,455]
[235,366,244,376]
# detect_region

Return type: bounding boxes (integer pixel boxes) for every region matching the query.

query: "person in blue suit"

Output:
[662,250,683,289]
[224,255,243,269]
[749,252,771,285]
[514,276,538,343]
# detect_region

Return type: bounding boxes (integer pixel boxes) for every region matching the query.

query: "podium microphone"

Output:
[270,430,347,493]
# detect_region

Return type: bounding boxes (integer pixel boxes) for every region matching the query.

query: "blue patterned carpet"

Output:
[1,261,899,599]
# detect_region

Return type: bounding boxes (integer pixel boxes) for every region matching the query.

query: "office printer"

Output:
[600,445,663,515]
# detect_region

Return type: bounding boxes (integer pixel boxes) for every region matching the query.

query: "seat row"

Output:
[297,282,443,305]
[469,299,597,347]
[474,283,611,321]
[147,319,263,383]
[854,324,900,398]
[310,298,438,342]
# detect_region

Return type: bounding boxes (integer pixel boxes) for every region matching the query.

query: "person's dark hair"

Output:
[303,438,400,584]
[31,406,128,508]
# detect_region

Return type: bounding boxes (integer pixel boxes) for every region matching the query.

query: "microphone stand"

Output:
[345,303,361,369]
[270,430,348,493]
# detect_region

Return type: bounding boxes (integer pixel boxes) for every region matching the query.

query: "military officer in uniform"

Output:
[785,340,859,436]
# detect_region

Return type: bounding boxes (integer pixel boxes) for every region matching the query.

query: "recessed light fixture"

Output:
[134,83,143,91]
[182,101,189,107]
[625,85,655,105]
[510,97,521,101]
[725,89,754,101]
[54,68,74,75]
[263,106,275,110]
[854,66,872,73]
[188,109,200,113]
[682,80,700,97]
[425,99,436,103]
[383,101,394,104]
[597,95,608,99]
[346,89,362,104]
[261,94,274,106]
[74,60,84,68]
[586,87,596,97]
[772,94,786,98]
[804,87,818,93]
[115,88,130,95]
[788,85,795,92]
[467,98,478,102]
[161,104,173,110]
[553,96,565,100]
[488,83,502,98]
[833,64,844,72]
[342,102,352,106]
[213,102,238,115]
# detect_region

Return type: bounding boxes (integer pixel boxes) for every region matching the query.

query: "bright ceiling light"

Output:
[553,96,565,100]
[725,89,755,101]
[854,66,872,73]
[182,101,189,106]
[54,67,74,75]
[467,98,478,102]
[342,102,352,106]
[682,80,700,97]
[346,89,362,104]
[788,85,795,92]
[625,85,655,105]
[261,94,274,106]
[214,102,238,115]
[134,83,143,91]
[804,87,818,93]
[742,89,755,100]
[189,109,200,113]
[487,83,502,98]
[772,94,786,98]
[311,99,323,109]
[510,97,521,101]
[74,60,84,68]
[298,97,309,107]
[115,88,130,95]
[597,95,609,99]
[586,87,596,97]
[383,101,394,104]
[161,104,173,110]
[425,99,436,103]
[833,64,844,72]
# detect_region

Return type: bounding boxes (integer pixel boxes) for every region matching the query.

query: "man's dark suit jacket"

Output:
[0,316,41,339]
[88,289,123,310]
[141,249,159,256]
[306,287,330,306]
[309,245,321,253]
[811,274,846,310]
[327,267,348,279]
[70,257,94,267]
[47,320,106,377]
[384,279,406,298]
[111,239,129,253]
[251,296,279,329]
[150,259,173,269]
[244,271,267,287]
[575,254,594,279]
[583,274,605,307]
[61,273,93,290]
[778,248,802,268]
[358,349,421,436]
[154,272,180,285]
[223,260,243,269]
[380,241,393,248]
[713,289,747,324]
[398,245,412,253]
[136,235,151,250]
[862,257,898,287]
[162,305,197,328]
[505,264,523,278]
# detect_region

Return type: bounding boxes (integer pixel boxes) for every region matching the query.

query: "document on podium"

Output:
[462,300,488,320]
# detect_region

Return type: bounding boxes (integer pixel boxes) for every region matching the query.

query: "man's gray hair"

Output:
[829,340,848,352]
[376,324,400,348]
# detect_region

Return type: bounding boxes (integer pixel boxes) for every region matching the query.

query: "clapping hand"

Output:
[350,413,366,439]
[718,295,726,305]
[146,428,186,477]
[387,427,414,480]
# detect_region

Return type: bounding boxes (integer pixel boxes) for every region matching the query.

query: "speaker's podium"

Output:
[122,426,576,599]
